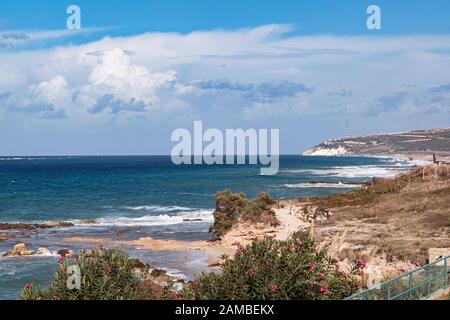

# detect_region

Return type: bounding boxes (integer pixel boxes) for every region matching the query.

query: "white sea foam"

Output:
[92,209,213,227]
[0,157,25,161]
[124,205,194,212]
[280,164,412,179]
[2,207,213,228]
[284,182,362,189]
[0,252,59,259]
[405,159,433,166]
[373,156,432,167]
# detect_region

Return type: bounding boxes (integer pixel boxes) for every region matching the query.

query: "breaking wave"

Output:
[85,209,213,227]
[280,164,411,179]
[284,182,362,189]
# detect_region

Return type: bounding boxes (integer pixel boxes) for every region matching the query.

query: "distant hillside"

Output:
[303,128,450,160]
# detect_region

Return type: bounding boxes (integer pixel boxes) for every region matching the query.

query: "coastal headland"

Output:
[303,127,450,163]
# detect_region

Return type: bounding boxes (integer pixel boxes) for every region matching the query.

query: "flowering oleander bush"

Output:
[209,190,279,239]
[186,232,360,300]
[20,237,362,300]
[21,248,156,300]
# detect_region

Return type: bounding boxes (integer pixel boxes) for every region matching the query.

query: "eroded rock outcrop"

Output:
[0,221,74,231]
[37,247,53,255]
[3,243,34,257]
[57,249,76,258]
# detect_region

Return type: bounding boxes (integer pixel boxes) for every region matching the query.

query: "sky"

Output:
[0,0,450,155]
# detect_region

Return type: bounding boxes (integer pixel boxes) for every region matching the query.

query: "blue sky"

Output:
[0,1,450,155]
[2,0,450,36]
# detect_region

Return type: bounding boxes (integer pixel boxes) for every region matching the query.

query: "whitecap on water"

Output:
[124,205,194,212]
[92,209,214,227]
[284,182,362,189]
[281,164,410,179]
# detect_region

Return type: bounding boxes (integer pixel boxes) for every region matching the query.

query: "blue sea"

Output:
[0,155,419,299]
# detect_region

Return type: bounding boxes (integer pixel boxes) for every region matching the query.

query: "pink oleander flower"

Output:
[356,259,367,270]
[247,268,256,277]
[270,284,278,293]
[236,245,249,256]
[58,256,65,264]
[309,262,316,271]
[320,285,329,295]
[319,273,325,280]
[24,283,33,290]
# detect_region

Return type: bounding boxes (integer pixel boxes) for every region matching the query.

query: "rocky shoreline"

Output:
[0,220,98,243]
[1,241,186,295]
[0,221,75,231]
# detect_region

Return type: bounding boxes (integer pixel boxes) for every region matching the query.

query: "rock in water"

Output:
[151,268,167,277]
[50,221,75,227]
[37,247,52,255]
[3,243,34,257]
[131,258,147,269]
[82,219,97,225]
[57,249,76,258]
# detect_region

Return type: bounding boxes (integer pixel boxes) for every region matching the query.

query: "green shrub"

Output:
[209,190,279,238]
[254,192,276,206]
[242,192,278,223]
[209,190,248,238]
[21,248,156,300]
[187,232,360,300]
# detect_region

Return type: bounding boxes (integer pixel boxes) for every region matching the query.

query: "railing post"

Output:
[387,282,391,300]
[445,257,448,289]
[409,273,413,300]
[427,265,431,297]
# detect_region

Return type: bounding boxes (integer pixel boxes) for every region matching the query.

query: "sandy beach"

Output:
[64,201,309,266]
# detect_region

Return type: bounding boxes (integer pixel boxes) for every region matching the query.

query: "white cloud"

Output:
[88,48,176,99]
[0,24,449,126]
[74,48,177,114]
[29,75,71,107]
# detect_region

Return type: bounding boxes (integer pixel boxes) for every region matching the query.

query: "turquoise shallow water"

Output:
[0,155,417,299]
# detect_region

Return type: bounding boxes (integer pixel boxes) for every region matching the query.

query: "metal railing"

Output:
[346,255,449,300]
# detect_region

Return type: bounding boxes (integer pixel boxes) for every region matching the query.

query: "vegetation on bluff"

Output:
[306,164,450,265]
[209,190,279,239]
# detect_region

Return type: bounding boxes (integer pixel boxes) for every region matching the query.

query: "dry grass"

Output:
[304,164,450,265]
